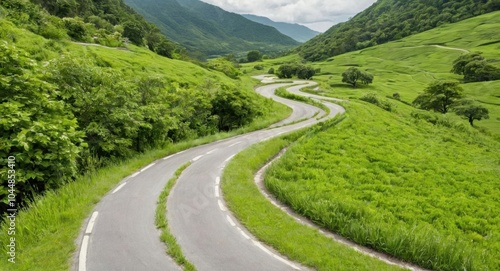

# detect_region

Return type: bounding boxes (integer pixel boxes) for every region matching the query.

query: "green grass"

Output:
[222,119,405,271]
[265,101,500,271]
[156,162,195,271]
[274,87,330,117]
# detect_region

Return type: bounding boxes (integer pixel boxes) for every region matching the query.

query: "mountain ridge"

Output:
[242,14,320,43]
[296,0,500,61]
[124,0,299,58]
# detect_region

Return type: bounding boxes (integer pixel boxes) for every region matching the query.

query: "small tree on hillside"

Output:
[453,100,490,126]
[296,65,316,80]
[277,64,296,79]
[412,81,464,114]
[342,67,373,88]
[247,50,262,62]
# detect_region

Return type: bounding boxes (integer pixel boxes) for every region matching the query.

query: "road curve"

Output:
[73,77,345,271]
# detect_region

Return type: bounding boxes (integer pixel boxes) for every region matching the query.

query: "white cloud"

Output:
[199,0,377,32]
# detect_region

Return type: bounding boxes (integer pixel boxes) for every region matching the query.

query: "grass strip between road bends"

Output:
[221,119,405,271]
[156,162,196,271]
[275,87,331,117]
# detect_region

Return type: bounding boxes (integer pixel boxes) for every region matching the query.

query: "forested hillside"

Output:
[296,0,500,61]
[0,0,281,214]
[1,0,179,57]
[124,0,299,58]
[242,14,320,43]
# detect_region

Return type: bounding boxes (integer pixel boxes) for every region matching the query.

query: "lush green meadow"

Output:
[265,100,500,270]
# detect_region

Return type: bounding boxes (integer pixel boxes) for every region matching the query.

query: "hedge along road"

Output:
[73,75,345,271]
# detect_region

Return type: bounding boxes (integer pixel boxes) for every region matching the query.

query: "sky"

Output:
[199,0,378,32]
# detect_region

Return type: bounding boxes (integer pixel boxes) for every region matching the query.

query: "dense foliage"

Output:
[0,0,177,57]
[452,53,500,82]
[123,0,298,58]
[277,64,316,80]
[0,42,84,208]
[266,102,500,271]
[0,16,265,215]
[296,0,500,61]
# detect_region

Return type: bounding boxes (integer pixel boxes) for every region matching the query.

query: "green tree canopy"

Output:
[413,81,464,114]
[451,53,484,75]
[247,50,262,62]
[341,67,373,88]
[452,53,500,82]
[453,101,490,126]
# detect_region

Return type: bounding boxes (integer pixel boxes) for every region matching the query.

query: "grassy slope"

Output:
[238,11,500,271]
[266,101,500,270]
[249,11,500,135]
[222,126,404,271]
[0,21,291,271]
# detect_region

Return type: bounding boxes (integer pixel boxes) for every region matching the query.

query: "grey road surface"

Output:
[73,77,345,271]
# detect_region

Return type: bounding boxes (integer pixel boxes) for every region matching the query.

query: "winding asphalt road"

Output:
[73,76,345,271]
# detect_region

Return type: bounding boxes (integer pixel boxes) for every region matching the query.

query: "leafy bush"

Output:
[0,43,84,212]
[360,93,393,112]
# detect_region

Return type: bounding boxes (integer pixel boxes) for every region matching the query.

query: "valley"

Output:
[1,1,499,271]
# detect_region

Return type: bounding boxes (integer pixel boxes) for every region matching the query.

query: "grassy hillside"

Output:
[256,11,500,135]
[236,10,500,271]
[124,0,299,58]
[1,0,178,57]
[296,0,500,61]
[266,101,500,271]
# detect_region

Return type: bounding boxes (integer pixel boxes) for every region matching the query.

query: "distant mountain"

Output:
[124,0,299,58]
[296,0,500,61]
[242,14,319,43]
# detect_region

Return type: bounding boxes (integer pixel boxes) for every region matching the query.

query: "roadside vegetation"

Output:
[222,119,405,271]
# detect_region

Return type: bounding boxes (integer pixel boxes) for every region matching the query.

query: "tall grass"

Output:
[222,120,405,271]
[265,101,500,270]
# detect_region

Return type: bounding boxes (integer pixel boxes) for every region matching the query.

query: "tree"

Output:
[412,81,464,114]
[247,50,262,62]
[463,60,500,82]
[453,101,490,126]
[211,86,261,131]
[452,53,500,82]
[277,64,296,79]
[451,53,484,75]
[296,65,316,80]
[123,20,145,45]
[342,67,373,88]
